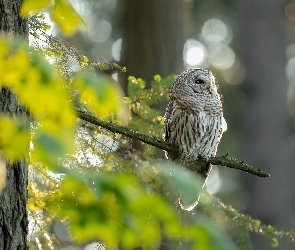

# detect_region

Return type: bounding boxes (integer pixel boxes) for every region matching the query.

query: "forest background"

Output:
[1,0,295,250]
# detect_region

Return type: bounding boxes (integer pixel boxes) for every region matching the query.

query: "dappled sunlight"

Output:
[208,45,235,69]
[89,18,112,43]
[221,59,246,85]
[183,17,237,83]
[201,18,232,44]
[285,3,295,21]
[183,39,207,67]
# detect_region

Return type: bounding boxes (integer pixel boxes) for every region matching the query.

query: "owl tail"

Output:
[177,163,211,211]
[178,196,200,211]
[176,177,204,211]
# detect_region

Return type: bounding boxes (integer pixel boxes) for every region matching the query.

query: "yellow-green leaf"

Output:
[21,0,51,16]
[72,72,124,119]
[0,117,30,160]
[51,0,84,36]
[271,238,279,248]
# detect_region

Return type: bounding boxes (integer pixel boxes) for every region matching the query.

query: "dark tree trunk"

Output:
[0,0,29,249]
[237,0,295,249]
[119,0,187,93]
[118,0,190,162]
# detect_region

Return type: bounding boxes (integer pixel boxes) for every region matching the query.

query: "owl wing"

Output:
[163,98,175,159]
[164,101,201,159]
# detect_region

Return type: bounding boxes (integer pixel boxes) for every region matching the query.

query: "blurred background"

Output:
[45,0,295,249]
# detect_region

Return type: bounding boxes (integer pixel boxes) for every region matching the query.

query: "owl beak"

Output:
[207,86,212,94]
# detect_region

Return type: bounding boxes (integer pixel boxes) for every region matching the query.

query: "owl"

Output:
[163,68,226,211]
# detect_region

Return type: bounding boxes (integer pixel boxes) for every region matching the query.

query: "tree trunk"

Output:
[237,0,295,249]
[119,0,187,92]
[0,0,29,249]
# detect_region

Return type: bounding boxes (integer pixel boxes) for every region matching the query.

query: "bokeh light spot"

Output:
[286,57,295,81]
[285,3,295,21]
[201,18,228,43]
[222,59,246,85]
[206,168,221,195]
[209,45,235,69]
[89,19,112,43]
[183,39,207,67]
[112,38,122,61]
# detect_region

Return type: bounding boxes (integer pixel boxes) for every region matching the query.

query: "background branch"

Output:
[75,104,270,178]
[207,195,295,244]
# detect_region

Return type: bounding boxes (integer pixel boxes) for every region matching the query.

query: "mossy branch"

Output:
[209,196,295,244]
[75,104,270,178]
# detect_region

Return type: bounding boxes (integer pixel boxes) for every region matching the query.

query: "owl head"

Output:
[172,68,218,96]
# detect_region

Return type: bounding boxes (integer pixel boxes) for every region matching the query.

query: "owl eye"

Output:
[195,79,205,84]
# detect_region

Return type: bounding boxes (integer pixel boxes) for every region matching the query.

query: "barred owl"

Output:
[164,68,226,211]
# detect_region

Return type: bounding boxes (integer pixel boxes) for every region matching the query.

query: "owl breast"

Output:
[165,102,222,161]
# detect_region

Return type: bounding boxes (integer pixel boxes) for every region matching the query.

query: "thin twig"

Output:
[74,104,270,178]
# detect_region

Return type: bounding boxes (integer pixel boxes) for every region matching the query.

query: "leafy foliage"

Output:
[21,0,84,35]
[28,14,126,81]
[125,75,175,157]
[46,165,238,250]
[0,38,74,165]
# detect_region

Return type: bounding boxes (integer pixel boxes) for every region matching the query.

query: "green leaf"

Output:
[51,0,84,36]
[153,74,161,82]
[33,128,75,170]
[72,72,125,119]
[267,225,274,232]
[0,117,30,160]
[47,171,180,248]
[21,0,51,16]
[271,238,279,248]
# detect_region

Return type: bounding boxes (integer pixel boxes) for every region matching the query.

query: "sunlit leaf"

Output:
[47,171,181,248]
[271,238,279,248]
[267,225,274,232]
[32,127,76,170]
[153,74,161,82]
[51,0,84,36]
[0,117,30,160]
[73,72,124,119]
[254,220,261,226]
[21,0,51,16]
[28,200,46,212]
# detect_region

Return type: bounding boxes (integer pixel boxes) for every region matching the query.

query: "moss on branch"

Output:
[75,104,270,178]
[209,196,295,243]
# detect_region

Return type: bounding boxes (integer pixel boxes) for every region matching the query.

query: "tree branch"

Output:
[207,195,295,243]
[75,105,270,178]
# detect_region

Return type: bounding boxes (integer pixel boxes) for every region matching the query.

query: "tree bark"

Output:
[237,0,295,249]
[0,0,29,249]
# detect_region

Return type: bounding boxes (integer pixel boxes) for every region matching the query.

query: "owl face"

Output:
[173,68,218,96]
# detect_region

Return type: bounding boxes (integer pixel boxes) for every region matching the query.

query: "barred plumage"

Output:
[164,68,226,210]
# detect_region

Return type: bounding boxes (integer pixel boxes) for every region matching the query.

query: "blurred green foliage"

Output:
[21,0,84,35]
[126,75,175,157]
